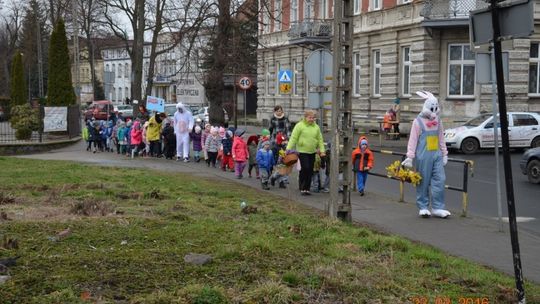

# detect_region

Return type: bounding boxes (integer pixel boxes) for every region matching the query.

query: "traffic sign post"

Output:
[238,77,252,90]
[470,1,532,302]
[237,76,252,128]
[305,49,333,128]
[278,70,292,95]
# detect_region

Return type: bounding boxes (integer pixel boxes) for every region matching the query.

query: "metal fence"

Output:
[0,104,81,144]
[420,0,489,19]
[364,148,474,217]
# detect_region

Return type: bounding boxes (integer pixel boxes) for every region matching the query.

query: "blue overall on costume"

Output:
[414,117,446,210]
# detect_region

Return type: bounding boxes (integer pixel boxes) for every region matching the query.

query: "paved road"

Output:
[365,148,540,236]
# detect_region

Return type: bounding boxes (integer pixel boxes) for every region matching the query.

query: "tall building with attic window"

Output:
[257,0,540,131]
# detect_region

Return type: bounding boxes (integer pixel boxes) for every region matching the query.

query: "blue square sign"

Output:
[278,70,292,83]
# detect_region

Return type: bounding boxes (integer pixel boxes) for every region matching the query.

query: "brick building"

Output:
[257,0,540,131]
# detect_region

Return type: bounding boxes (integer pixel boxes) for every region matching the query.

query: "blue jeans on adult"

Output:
[356,171,368,192]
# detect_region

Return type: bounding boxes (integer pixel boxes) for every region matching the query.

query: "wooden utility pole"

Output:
[329,0,353,221]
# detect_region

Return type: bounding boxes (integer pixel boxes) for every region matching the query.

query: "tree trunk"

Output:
[131,0,145,107]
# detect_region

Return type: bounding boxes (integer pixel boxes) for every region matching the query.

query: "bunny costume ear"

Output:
[416,91,436,100]
[416,91,429,99]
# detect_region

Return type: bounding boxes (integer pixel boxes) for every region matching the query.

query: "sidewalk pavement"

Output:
[18,139,540,284]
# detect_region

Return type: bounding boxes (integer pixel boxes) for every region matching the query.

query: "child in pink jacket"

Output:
[232,128,249,179]
[130,120,143,158]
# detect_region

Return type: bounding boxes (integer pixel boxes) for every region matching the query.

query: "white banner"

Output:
[43,107,68,132]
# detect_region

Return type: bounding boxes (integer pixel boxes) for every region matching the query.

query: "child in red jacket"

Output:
[351,136,374,196]
[232,129,249,179]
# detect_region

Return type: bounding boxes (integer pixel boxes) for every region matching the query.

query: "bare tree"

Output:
[99,0,146,104]
[202,0,259,125]
[78,0,105,101]
[46,0,70,26]
[143,0,213,99]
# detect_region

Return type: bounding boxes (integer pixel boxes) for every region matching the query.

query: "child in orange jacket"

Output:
[383,110,394,139]
[351,136,374,196]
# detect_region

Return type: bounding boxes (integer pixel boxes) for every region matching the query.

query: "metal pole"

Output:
[72,0,80,104]
[234,74,238,129]
[461,162,469,217]
[490,1,525,302]
[490,46,504,232]
[244,89,247,128]
[36,20,44,99]
[319,49,324,128]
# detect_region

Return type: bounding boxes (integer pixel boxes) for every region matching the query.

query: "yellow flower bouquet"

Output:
[385,160,422,186]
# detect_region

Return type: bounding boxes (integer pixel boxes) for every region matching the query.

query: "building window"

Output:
[529,42,540,95]
[304,0,313,19]
[291,0,298,23]
[112,87,116,102]
[448,44,475,97]
[353,52,361,96]
[105,64,109,72]
[275,61,280,96]
[125,87,129,100]
[319,0,328,18]
[125,63,129,78]
[373,50,381,96]
[354,0,360,15]
[401,46,412,96]
[112,64,116,77]
[370,0,381,10]
[118,64,122,78]
[275,0,282,31]
[265,62,270,96]
[292,59,298,96]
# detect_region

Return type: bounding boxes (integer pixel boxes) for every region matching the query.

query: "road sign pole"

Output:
[234,75,238,129]
[489,47,504,233]
[490,1,526,302]
[244,89,247,128]
[318,49,324,128]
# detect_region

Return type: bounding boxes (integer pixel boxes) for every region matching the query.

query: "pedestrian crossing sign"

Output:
[278,70,292,83]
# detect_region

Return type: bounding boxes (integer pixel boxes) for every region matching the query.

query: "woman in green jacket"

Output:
[286,110,326,195]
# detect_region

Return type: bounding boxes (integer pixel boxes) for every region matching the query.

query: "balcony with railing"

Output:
[288,19,333,45]
[420,0,489,27]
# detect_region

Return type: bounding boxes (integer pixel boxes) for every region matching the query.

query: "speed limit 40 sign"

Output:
[238,77,252,90]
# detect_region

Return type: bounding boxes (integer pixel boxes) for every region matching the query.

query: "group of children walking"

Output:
[83,117,376,195]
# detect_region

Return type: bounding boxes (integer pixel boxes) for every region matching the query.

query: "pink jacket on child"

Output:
[130,121,143,145]
[232,137,249,162]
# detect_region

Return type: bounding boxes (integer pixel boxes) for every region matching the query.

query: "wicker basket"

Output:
[283,153,298,166]
[278,165,293,175]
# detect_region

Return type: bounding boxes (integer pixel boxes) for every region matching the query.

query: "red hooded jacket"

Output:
[351,136,374,172]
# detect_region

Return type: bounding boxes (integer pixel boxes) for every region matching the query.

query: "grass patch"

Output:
[0,157,539,303]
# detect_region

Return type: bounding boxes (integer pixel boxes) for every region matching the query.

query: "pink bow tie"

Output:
[426,120,438,127]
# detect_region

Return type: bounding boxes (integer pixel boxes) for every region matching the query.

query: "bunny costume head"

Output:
[417,91,439,121]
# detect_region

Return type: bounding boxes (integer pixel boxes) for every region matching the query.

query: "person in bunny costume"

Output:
[174,102,194,162]
[401,91,450,218]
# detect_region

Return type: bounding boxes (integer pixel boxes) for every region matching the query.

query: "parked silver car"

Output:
[197,106,229,124]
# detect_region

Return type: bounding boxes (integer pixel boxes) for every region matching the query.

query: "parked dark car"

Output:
[520,147,540,184]
[84,100,114,120]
